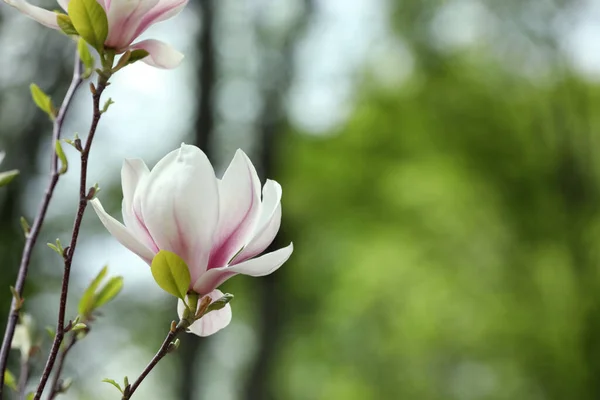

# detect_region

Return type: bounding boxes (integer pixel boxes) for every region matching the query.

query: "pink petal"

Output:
[90,198,155,263]
[128,39,184,69]
[193,243,293,295]
[234,180,282,263]
[207,150,261,271]
[104,0,159,50]
[138,144,219,283]
[192,268,237,296]
[131,0,188,40]
[4,0,60,29]
[177,290,232,337]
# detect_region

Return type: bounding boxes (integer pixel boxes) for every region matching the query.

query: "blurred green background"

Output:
[2,0,600,399]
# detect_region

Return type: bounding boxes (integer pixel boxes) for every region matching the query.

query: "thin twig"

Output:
[33,70,110,399]
[47,333,78,399]
[122,324,186,400]
[0,53,84,398]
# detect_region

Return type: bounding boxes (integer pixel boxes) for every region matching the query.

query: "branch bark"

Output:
[0,53,84,398]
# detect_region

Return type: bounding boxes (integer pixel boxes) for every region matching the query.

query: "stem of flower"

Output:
[33,69,111,400]
[122,321,189,399]
[0,53,84,398]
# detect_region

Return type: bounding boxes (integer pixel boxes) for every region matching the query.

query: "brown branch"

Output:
[33,69,110,399]
[0,53,84,398]
[47,332,78,400]
[122,323,187,399]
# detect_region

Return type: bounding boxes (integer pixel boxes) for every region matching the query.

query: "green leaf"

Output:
[55,141,68,174]
[78,266,108,316]
[29,83,55,119]
[0,170,19,187]
[94,276,123,308]
[20,217,30,236]
[77,38,95,78]
[26,393,34,400]
[205,293,234,314]
[102,378,123,394]
[71,323,87,332]
[47,243,62,255]
[5,370,16,391]
[150,251,191,299]
[67,0,108,53]
[56,13,78,36]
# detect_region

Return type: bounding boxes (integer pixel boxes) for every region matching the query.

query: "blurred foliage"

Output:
[270,1,600,400]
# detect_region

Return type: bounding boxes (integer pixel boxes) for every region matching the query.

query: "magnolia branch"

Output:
[122,322,188,400]
[0,53,84,397]
[34,69,111,399]
[48,331,79,399]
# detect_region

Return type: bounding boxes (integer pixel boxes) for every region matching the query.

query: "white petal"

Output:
[192,243,293,295]
[138,144,219,282]
[57,0,69,11]
[234,180,282,263]
[90,198,155,263]
[121,158,149,212]
[229,243,293,276]
[4,0,60,29]
[207,150,261,270]
[129,39,184,69]
[177,290,232,337]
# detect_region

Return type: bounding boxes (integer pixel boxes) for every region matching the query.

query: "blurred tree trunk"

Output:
[243,2,313,399]
[177,0,217,398]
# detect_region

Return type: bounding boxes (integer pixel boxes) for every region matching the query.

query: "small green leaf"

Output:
[56,13,78,36]
[20,217,30,236]
[102,378,123,394]
[94,276,123,308]
[205,293,234,314]
[26,393,34,400]
[55,141,68,174]
[68,0,108,53]
[5,370,16,391]
[71,323,87,332]
[77,38,95,78]
[47,243,60,255]
[101,98,114,113]
[150,251,191,299]
[30,83,55,119]
[78,266,108,316]
[0,170,19,187]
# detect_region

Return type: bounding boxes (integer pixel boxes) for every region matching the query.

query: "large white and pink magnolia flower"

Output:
[90,144,293,336]
[3,0,187,69]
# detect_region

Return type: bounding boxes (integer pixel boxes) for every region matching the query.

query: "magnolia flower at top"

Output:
[3,0,187,69]
[90,144,293,336]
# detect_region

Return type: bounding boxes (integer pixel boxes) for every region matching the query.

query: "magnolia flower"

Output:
[3,0,187,69]
[91,144,293,336]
